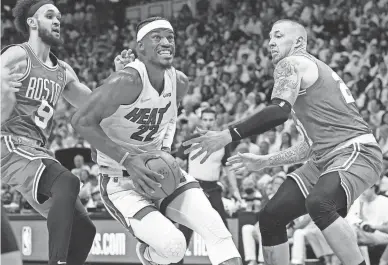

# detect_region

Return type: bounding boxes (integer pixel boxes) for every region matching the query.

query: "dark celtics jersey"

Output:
[1,43,67,146]
[291,54,372,161]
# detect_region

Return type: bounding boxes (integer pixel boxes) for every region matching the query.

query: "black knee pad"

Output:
[305,192,340,230]
[51,170,80,199]
[258,204,288,246]
[305,172,348,231]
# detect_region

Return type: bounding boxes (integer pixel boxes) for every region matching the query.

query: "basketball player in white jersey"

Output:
[71,17,242,265]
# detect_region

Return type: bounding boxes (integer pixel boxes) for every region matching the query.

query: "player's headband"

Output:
[27,0,55,17]
[136,20,173,42]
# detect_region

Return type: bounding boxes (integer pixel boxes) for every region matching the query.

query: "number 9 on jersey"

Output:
[35,100,54,129]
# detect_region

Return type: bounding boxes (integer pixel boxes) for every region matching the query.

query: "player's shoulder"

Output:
[100,67,143,105]
[59,60,77,83]
[277,55,316,73]
[176,70,188,86]
[112,67,143,86]
[1,45,28,67]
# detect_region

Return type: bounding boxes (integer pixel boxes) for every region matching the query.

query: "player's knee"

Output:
[160,229,186,263]
[258,204,288,246]
[242,224,255,235]
[200,206,232,242]
[305,192,338,230]
[258,203,286,231]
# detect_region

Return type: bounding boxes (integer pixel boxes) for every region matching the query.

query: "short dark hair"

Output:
[136,16,168,35]
[13,0,42,36]
[201,108,216,118]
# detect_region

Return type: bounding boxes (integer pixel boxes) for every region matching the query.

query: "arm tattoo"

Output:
[271,58,300,101]
[267,140,310,167]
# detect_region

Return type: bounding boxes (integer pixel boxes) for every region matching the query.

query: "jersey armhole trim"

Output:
[119,66,145,109]
[19,55,32,82]
[297,54,323,92]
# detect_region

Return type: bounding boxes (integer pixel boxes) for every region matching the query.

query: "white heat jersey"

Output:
[97,59,178,169]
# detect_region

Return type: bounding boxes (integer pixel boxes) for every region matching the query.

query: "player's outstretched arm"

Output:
[71,68,163,195]
[63,50,135,108]
[226,139,310,175]
[183,56,305,163]
[62,62,92,108]
[227,56,304,141]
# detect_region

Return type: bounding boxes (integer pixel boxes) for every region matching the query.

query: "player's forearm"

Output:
[225,167,239,193]
[228,99,291,141]
[71,114,136,164]
[374,223,388,234]
[72,122,127,163]
[265,140,310,167]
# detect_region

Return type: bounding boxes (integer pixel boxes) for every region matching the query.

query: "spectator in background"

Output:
[177,108,241,225]
[290,215,334,265]
[377,113,388,156]
[71,154,91,179]
[347,185,388,265]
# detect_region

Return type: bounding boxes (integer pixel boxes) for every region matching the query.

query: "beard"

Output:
[38,26,63,46]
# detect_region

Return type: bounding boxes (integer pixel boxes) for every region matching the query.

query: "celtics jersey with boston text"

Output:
[291,54,371,162]
[1,43,67,147]
[97,59,178,169]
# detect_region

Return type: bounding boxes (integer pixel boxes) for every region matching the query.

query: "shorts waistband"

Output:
[1,134,44,148]
[331,134,377,153]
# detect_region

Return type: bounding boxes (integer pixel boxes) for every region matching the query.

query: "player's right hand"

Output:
[226,152,269,174]
[122,154,164,198]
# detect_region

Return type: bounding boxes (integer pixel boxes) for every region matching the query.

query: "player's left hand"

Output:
[114,49,135,71]
[182,128,232,164]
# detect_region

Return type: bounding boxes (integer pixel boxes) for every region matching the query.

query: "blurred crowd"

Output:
[2,0,388,264]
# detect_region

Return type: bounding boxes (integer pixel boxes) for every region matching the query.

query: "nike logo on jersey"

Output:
[140,98,151,103]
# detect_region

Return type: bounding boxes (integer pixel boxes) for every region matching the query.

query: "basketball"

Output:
[140,150,182,200]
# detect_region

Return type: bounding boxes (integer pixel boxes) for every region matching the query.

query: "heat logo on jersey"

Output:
[25,77,62,105]
[124,102,171,142]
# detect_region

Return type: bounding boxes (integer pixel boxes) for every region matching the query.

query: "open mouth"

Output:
[52,28,60,34]
[157,50,172,56]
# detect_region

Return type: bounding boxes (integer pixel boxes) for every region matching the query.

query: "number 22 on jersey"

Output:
[332,72,355,104]
[34,100,54,129]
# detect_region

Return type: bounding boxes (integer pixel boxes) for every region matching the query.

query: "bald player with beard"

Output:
[184,19,383,265]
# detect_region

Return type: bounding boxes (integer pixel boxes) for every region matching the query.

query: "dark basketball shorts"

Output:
[1,204,19,254]
[1,134,63,216]
[288,135,383,210]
